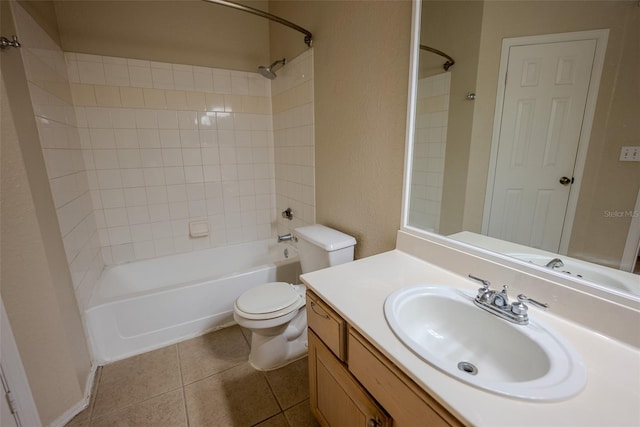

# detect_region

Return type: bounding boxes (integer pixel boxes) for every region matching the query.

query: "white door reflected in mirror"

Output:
[485,39,596,253]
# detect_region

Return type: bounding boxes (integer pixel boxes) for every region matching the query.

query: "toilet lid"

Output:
[236,282,301,315]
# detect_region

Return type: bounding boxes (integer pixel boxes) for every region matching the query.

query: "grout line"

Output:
[179,358,246,388]
[90,386,185,424]
[262,370,284,412]
[175,342,185,387]
[175,343,191,426]
[181,386,190,427]
[250,412,286,427]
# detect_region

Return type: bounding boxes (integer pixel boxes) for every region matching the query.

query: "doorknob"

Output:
[559,176,572,185]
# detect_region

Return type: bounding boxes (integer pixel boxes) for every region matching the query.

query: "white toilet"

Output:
[233,224,356,371]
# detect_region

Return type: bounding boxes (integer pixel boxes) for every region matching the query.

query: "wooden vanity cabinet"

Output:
[306,291,462,427]
[307,291,389,426]
[308,330,390,427]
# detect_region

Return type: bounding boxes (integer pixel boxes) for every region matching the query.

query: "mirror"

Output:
[405,0,640,299]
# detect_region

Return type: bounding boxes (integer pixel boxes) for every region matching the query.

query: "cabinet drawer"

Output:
[307,291,346,361]
[348,329,462,427]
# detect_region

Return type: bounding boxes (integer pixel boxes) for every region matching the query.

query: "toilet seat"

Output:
[235,282,305,320]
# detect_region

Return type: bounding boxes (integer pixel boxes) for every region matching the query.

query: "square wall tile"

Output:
[60,51,315,264]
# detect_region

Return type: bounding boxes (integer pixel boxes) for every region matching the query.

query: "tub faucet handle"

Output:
[281,208,293,220]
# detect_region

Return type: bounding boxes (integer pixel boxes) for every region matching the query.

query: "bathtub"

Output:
[85,240,301,363]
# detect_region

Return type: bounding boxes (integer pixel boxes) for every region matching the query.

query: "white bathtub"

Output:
[85,240,301,363]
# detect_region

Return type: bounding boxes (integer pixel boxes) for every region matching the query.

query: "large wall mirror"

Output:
[404,0,640,301]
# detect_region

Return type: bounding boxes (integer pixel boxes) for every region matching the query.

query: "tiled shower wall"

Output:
[65,53,278,264]
[11,0,316,311]
[13,3,104,309]
[272,50,316,235]
[409,72,450,232]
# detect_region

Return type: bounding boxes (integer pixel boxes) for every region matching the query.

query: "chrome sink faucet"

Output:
[468,275,548,325]
[545,258,565,269]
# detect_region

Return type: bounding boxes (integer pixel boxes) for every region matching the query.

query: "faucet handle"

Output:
[469,275,492,302]
[510,301,528,316]
[517,294,549,310]
[468,275,490,289]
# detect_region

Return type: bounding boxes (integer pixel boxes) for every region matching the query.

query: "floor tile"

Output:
[92,345,181,418]
[284,399,319,427]
[66,326,322,427]
[90,389,187,427]
[178,325,250,384]
[184,362,280,427]
[254,413,289,427]
[265,357,310,410]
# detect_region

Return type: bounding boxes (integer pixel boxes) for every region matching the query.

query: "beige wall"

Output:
[54,0,270,71]
[461,1,640,268]
[421,0,484,235]
[269,0,412,258]
[17,0,61,44]
[1,4,92,423]
[568,4,640,267]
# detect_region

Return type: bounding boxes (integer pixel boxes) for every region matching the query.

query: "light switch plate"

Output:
[619,146,640,161]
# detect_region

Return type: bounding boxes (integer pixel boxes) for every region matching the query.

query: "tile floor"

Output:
[67,326,319,427]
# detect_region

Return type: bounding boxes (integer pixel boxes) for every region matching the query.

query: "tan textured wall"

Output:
[269,0,412,258]
[462,1,639,268]
[17,0,61,45]
[568,5,640,267]
[1,63,88,427]
[54,0,270,71]
[420,0,484,235]
[1,2,92,423]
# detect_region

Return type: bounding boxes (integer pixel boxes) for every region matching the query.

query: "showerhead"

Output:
[258,58,286,80]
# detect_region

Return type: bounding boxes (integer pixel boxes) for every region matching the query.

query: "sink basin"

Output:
[384,285,586,401]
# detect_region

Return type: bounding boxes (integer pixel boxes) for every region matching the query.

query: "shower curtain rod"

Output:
[420,44,455,71]
[201,0,313,47]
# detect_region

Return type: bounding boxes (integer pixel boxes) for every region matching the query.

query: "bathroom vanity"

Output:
[301,231,640,426]
[306,291,461,426]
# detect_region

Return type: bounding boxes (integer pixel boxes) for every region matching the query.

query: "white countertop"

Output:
[301,250,640,426]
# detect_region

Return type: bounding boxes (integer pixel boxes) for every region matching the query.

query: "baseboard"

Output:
[49,363,98,427]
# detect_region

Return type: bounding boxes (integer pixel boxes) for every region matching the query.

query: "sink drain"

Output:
[457,361,478,375]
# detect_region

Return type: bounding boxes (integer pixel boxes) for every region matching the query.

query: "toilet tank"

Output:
[295,225,356,273]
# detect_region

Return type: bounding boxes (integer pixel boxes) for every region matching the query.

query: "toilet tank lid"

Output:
[295,224,356,251]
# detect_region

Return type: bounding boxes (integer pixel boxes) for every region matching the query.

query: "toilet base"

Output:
[247,309,308,371]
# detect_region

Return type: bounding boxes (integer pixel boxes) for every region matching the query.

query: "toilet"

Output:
[233,224,356,371]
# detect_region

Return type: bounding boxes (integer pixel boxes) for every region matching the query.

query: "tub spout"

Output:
[278,233,293,242]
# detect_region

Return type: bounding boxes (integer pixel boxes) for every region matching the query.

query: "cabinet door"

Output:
[348,329,462,427]
[308,330,389,427]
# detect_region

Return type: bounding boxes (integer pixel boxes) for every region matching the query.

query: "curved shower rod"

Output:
[201,0,313,47]
[420,44,455,71]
